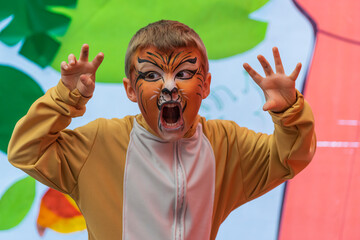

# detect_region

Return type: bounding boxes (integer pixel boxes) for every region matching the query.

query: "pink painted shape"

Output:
[279,0,360,239]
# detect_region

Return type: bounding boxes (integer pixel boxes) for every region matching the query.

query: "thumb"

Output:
[263,99,276,111]
[78,74,95,97]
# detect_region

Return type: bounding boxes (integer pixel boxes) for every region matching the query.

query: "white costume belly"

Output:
[123,120,216,240]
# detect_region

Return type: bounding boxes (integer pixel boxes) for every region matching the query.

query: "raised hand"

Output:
[61,44,104,97]
[243,47,302,113]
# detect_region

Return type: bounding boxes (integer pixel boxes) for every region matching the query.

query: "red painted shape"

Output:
[41,188,82,218]
[279,1,360,239]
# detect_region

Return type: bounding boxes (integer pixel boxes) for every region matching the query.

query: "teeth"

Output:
[165,123,178,126]
[164,103,177,107]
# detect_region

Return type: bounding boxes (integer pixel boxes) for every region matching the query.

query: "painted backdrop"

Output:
[0,0,359,239]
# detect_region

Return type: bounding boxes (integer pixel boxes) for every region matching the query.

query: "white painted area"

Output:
[317,141,360,148]
[0,15,13,30]
[338,120,360,126]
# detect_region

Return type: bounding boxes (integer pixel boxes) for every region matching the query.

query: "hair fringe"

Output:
[124,20,208,79]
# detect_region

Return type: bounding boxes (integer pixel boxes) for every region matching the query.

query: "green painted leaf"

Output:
[0,0,76,67]
[0,1,15,22]
[0,65,44,153]
[0,176,36,230]
[51,0,269,83]
[20,33,61,68]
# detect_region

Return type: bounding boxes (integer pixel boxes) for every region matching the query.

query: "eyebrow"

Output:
[137,57,164,70]
[137,51,198,72]
[166,51,174,65]
[173,57,197,71]
[146,52,162,61]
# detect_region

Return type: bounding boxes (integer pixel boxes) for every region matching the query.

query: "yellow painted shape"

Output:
[37,201,86,233]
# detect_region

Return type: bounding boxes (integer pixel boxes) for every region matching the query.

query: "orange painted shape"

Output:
[37,188,86,235]
[37,198,62,229]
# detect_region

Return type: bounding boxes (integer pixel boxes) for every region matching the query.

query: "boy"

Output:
[8,20,316,239]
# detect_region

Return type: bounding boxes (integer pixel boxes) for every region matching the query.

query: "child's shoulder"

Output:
[199,116,239,130]
[199,116,247,138]
[96,115,136,127]
[198,116,259,150]
[85,115,136,138]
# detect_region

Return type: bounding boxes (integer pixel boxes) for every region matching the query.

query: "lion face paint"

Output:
[130,46,210,141]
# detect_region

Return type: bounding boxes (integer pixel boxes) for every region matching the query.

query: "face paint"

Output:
[131,46,209,141]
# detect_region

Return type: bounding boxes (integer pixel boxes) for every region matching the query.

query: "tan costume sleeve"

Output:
[202,91,316,236]
[7,80,99,194]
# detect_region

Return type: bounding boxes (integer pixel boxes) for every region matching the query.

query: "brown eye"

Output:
[144,71,161,81]
[176,70,196,80]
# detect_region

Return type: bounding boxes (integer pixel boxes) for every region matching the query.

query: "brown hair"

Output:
[125,20,209,79]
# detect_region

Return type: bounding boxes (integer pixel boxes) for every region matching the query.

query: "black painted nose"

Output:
[161,87,178,100]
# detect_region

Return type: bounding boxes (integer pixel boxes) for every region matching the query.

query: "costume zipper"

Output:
[174,141,186,240]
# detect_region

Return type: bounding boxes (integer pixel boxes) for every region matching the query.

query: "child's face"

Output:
[123,46,211,141]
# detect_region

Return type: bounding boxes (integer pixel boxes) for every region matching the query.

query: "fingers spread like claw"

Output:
[272,47,285,74]
[92,52,105,70]
[289,63,302,81]
[257,55,274,76]
[243,63,263,85]
[68,54,77,66]
[61,61,69,71]
[80,44,89,62]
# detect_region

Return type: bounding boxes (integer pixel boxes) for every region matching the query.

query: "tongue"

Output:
[163,106,179,123]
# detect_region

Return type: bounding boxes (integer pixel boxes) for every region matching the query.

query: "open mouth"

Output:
[159,102,184,130]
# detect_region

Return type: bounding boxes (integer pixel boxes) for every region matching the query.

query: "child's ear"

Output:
[123,78,137,102]
[202,73,211,99]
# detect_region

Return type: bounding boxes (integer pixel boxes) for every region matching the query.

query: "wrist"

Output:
[57,80,91,107]
[271,91,298,113]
